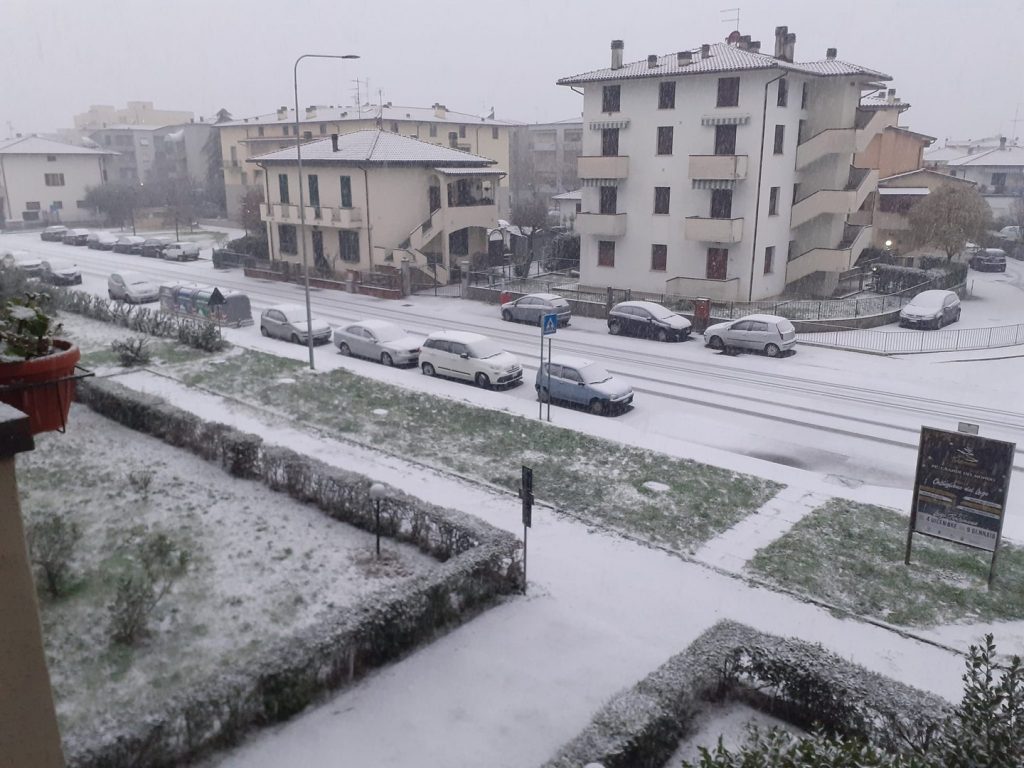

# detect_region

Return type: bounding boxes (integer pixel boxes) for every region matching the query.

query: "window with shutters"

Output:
[658,81,676,109]
[764,245,775,274]
[599,186,617,214]
[714,124,737,155]
[654,186,671,214]
[279,224,297,254]
[339,230,360,262]
[307,174,319,208]
[777,79,788,107]
[602,85,621,113]
[340,176,352,208]
[717,77,740,107]
[706,247,728,279]
[598,240,615,267]
[601,128,619,156]
[769,186,780,215]
[774,124,785,154]
[710,189,733,219]
[278,173,290,204]
[651,244,667,271]
[656,126,674,155]
[44,173,65,186]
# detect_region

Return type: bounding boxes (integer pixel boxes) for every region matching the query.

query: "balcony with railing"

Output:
[665,275,741,301]
[795,108,891,169]
[786,224,873,283]
[577,155,630,179]
[791,168,877,229]
[576,212,627,237]
[688,155,749,181]
[261,203,364,227]
[684,216,744,243]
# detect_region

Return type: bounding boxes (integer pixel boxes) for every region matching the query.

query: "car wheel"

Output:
[537,387,550,403]
[421,362,435,377]
[932,318,942,330]
[707,335,724,350]
[501,309,513,322]
[954,308,961,322]
[108,290,116,300]
[475,372,491,389]
[765,343,781,358]
[337,341,350,355]
[657,328,669,342]
[589,399,606,416]
[290,333,301,344]
[260,326,269,337]
[608,320,621,335]
[381,352,394,366]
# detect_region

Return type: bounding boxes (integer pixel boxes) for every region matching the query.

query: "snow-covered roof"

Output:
[878,168,974,186]
[859,96,910,112]
[944,145,1024,168]
[552,190,582,201]
[431,166,504,176]
[249,130,496,167]
[878,187,929,195]
[0,135,115,156]
[222,104,522,128]
[557,42,890,85]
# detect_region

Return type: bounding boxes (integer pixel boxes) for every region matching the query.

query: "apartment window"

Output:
[658,81,676,109]
[459,125,466,139]
[22,211,40,221]
[44,173,65,187]
[429,124,438,137]
[764,245,775,274]
[240,171,248,185]
[229,146,238,165]
[283,125,290,136]
[717,77,740,107]
[706,247,728,279]
[319,124,327,135]
[777,78,789,107]
[654,186,671,214]
[710,189,733,219]
[656,126,674,155]
[308,174,320,208]
[793,183,800,205]
[798,119,806,144]
[258,126,265,137]
[391,122,399,133]
[254,170,263,182]
[449,229,469,255]
[51,201,63,210]
[340,175,353,208]
[714,124,737,155]
[773,124,785,154]
[599,186,618,214]
[788,240,797,262]
[601,128,619,157]
[597,240,615,267]
[46,154,57,162]
[76,200,88,209]
[279,224,297,254]
[651,244,667,271]
[339,230,360,262]
[992,172,1007,188]
[769,186,780,215]
[602,85,621,113]
[303,131,312,140]
[492,126,499,139]
[448,131,459,148]
[801,82,809,109]
[278,173,290,204]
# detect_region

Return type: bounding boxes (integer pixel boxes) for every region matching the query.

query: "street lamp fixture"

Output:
[369,482,387,558]
[293,53,360,370]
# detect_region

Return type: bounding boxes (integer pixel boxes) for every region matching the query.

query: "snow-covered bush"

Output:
[27,511,82,598]
[112,336,151,367]
[108,530,191,645]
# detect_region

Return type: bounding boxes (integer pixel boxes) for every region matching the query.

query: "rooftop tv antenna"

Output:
[351,78,369,118]
[721,7,740,31]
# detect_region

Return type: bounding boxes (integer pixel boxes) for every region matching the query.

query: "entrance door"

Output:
[312,230,326,272]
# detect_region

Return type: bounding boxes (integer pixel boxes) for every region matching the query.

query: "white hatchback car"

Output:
[419,330,523,389]
[703,314,797,357]
[161,242,200,261]
[108,271,160,303]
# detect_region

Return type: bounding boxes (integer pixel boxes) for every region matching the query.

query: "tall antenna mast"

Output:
[721,7,740,31]
[1011,103,1023,143]
[351,78,369,118]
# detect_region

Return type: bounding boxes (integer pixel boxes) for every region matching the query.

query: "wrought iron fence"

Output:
[800,322,1024,354]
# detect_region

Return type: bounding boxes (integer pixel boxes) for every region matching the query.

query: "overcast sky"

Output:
[3,0,1022,143]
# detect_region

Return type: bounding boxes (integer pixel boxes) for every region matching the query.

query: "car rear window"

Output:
[551,298,569,308]
[777,319,795,334]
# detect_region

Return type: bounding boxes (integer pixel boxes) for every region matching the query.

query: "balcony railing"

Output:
[683,216,744,243]
[577,155,630,179]
[688,154,749,180]
[576,212,627,237]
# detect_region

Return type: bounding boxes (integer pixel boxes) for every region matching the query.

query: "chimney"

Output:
[774,26,788,58]
[647,54,659,68]
[887,88,896,103]
[1000,136,1007,150]
[749,40,761,53]
[739,35,752,51]
[276,106,288,120]
[331,133,339,152]
[611,40,624,69]
[782,32,796,63]
[305,105,317,119]
[826,47,837,60]
[701,43,710,59]
[433,103,447,118]
[677,50,692,66]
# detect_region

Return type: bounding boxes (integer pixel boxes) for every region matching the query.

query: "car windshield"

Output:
[281,309,309,323]
[577,363,612,384]
[911,294,944,309]
[129,279,151,287]
[373,325,405,342]
[467,340,503,359]
[646,304,676,320]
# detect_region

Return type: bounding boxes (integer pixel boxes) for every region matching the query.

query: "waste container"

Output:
[693,297,711,333]
[499,291,512,306]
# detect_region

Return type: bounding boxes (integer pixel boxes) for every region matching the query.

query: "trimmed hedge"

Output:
[68,378,523,768]
[542,621,949,768]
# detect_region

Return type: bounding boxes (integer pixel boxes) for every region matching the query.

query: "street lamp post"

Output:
[293,53,360,370]
[369,482,387,558]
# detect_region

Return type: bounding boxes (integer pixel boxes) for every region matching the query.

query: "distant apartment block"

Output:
[220,103,519,222]
[557,27,905,300]
[73,102,194,130]
[509,119,583,208]
[926,136,1024,218]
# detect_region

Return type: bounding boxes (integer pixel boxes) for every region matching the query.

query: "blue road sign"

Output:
[542,313,558,335]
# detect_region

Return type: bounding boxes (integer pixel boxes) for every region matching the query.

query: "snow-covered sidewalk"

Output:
[102,370,972,768]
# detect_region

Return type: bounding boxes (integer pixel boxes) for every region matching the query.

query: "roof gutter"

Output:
[748,70,787,302]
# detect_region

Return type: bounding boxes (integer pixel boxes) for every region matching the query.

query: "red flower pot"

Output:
[0,340,81,435]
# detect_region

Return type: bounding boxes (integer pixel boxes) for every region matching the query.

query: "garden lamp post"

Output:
[369,482,387,558]
[293,53,360,370]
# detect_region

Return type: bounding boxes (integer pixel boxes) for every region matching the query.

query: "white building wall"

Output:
[0,153,107,225]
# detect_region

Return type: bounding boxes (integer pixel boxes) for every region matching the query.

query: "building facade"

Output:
[869,169,977,257]
[87,126,160,183]
[509,119,583,209]
[151,122,215,186]
[249,130,503,283]
[928,138,1024,219]
[73,101,193,130]
[0,136,111,227]
[222,104,518,222]
[557,28,901,300]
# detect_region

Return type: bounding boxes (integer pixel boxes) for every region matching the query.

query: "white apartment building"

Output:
[928,137,1024,218]
[249,130,503,283]
[557,27,902,300]
[222,103,519,222]
[0,136,112,227]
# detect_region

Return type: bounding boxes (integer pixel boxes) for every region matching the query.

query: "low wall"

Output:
[68,379,523,768]
[542,620,949,768]
[467,285,609,320]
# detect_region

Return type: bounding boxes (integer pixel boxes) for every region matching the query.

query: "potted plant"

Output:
[0,292,80,435]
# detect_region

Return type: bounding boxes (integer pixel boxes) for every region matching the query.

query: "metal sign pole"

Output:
[538,326,544,420]
[520,465,533,595]
[546,337,552,422]
[904,429,927,566]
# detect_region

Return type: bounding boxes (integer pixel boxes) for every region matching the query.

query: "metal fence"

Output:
[800,322,1024,354]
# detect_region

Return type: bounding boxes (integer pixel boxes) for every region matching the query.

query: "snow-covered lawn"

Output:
[20,406,438,740]
[666,703,799,766]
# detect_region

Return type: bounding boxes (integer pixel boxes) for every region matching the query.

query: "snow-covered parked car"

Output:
[108,271,159,303]
[1,249,44,275]
[898,289,961,329]
[40,259,82,285]
[161,242,200,261]
[704,314,796,357]
[419,330,522,389]
[536,356,633,415]
[334,319,423,366]
[607,301,691,342]
[259,304,332,345]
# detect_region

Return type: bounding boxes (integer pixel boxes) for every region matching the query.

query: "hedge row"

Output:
[542,620,949,768]
[68,378,523,768]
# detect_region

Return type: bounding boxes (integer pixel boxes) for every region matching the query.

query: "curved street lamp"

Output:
[293,53,360,370]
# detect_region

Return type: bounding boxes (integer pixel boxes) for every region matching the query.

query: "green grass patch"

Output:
[748,499,1024,627]
[79,340,221,369]
[178,348,780,552]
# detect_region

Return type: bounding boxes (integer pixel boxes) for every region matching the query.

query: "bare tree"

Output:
[240,188,265,235]
[509,196,550,276]
[908,184,992,261]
